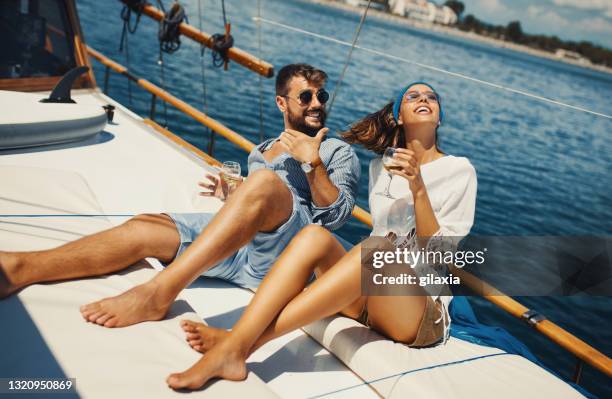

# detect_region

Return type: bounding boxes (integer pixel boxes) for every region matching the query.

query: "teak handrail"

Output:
[87,46,255,153]
[119,0,274,78]
[142,119,222,167]
[87,46,611,382]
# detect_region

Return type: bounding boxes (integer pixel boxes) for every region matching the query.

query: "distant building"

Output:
[344,0,386,10]
[389,0,407,15]
[436,4,457,25]
[555,49,589,65]
[388,0,457,25]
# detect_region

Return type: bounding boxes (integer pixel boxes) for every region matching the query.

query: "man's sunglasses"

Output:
[283,89,330,106]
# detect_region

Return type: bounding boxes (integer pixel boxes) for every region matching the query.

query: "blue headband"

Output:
[392,82,443,124]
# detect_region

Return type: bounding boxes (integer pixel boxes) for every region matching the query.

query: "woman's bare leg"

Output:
[167,225,354,389]
[364,295,427,343]
[237,261,427,354]
[248,245,363,351]
[180,228,365,354]
[169,235,431,390]
[167,241,364,389]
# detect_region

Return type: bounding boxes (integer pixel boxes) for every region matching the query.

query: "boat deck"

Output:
[0,89,377,398]
[0,89,589,398]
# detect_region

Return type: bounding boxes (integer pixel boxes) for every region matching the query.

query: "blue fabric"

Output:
[166,194,310,288]
[449,296,596,398]
[248,137,360,231]
[392,82,444,124]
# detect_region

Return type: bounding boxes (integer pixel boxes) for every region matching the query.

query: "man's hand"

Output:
[279,127,328,164]
[198,172,243,201]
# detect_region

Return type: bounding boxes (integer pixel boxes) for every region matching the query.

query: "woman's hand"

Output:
[390,147,425,195]
[198,172,243,201]
[391,142,441,237]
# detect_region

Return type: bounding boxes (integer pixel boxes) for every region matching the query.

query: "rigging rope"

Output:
[327,0,372,116]
[119,0,147,105]
[221,0,228,27]
[157,0,186,54]
[198,0,215,155]
[210,32,234,68]
[256,0,264,142]
[123,26,133,105]
[211,0,234,69]
[254,17,612,120]
[119,0,146,38]
[197,0,208,114]
[156,0,188,127]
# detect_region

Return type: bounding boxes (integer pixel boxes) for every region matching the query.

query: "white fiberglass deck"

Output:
[0,89,585,399]
[0,89,377,399]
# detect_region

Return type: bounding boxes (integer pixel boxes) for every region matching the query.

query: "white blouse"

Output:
[368,155,477,342]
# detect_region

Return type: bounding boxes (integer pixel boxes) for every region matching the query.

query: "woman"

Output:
[166,82,477,390]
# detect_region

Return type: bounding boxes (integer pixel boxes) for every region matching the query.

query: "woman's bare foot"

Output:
[166,339,248,390]
[180,320,229,353]
[80,280,173,328]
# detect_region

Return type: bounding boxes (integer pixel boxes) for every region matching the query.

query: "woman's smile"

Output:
[414,105,432,115]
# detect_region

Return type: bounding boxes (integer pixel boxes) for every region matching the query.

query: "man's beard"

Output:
[287,107,327,136]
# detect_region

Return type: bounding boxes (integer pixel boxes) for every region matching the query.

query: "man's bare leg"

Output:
[80,169,294,328]
[0,214,180,299]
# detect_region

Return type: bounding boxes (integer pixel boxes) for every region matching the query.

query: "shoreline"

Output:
[308,0,612,76]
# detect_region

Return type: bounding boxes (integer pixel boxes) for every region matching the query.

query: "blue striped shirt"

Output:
[248,136,360,231]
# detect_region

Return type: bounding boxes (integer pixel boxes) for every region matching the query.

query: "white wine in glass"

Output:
[383,163,403,173]
[376,148,397,198]
[222,174,242,186]
[221,161,241,190]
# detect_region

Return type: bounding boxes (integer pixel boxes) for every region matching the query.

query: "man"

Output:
[0,63,360,328]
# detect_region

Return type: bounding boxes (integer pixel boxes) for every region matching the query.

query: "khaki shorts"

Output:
[356,295,445,348]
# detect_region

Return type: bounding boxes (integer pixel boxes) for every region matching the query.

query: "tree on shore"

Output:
[455,14,611,66]
[444,0,465,19]
[506,21,523,43]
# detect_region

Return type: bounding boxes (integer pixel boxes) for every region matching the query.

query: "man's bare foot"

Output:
[0,252,20,298]
[180,320,230,353]
[80,280,173,328]
[166,339,248,390]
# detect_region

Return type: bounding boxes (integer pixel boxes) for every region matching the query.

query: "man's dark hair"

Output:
[275,63,328,96]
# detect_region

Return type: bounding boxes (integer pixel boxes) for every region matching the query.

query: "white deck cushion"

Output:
[0,165,279,399]
[303,316,585,398]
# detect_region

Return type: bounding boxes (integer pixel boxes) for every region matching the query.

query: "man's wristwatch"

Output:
[301,157,322,174]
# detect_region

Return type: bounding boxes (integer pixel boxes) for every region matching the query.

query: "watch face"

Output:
[301,162,313,173]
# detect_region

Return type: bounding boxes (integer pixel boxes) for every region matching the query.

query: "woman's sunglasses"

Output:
[405,91,439,102]
[284,89,330,106]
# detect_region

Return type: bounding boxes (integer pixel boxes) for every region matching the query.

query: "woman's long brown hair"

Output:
[340,102,406,155]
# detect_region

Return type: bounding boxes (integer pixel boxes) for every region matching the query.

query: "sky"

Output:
[458,0,612,48]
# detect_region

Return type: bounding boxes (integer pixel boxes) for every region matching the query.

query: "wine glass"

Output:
[376,148,397,199]
[221,161,241,190]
